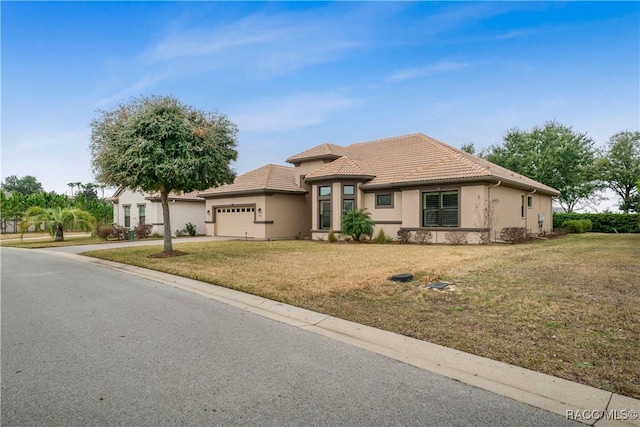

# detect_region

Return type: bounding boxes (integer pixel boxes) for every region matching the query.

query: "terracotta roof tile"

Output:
[293,133,559,195]
[286,143,349,163]
[305,156,375,180]
[145,190,204,201]
[198,164,306,197]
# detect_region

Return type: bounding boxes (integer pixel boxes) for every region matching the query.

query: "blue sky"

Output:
[2,2,639,207]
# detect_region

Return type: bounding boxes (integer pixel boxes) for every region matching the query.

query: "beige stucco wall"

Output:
[113,189,205,236]
[264,193,311,239]
[308,180,555,243]
[362,191,403,239]
[401,189,421,228]
[295,160,326,187]
[204,195,266,238]
[165,201,205,236]
[114,189,147,228]
[490,185,553,240]
[459,185,487,228]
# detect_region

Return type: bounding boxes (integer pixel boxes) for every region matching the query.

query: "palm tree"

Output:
[67,182,76,197]
[20,206,96,241]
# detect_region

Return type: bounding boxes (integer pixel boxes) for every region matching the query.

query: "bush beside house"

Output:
[553,213,639,233]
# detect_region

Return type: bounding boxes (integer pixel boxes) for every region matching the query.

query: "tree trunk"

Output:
[160,188,173,253]
[54,224,64,241]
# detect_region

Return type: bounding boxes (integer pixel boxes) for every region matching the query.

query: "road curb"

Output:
[40,249,640,426]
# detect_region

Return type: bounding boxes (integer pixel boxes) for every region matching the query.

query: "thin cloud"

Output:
[96,73,169,107]
[388,61,470,82]
[145,9,366,78]
[232,92,361,133]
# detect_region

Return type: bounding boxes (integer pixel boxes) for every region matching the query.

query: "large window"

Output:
[138,204,146,225]
[318,185,332,229]
[319,200,331,229]
[123,205,131,228]
[422,191,458,227]
[342,184,355,212]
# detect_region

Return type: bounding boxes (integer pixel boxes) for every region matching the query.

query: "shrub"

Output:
[185,222,197,236]
[97,225,113,240]
[175,229,185,237]
[328,230,338,242]
[563,219,592,234]
[98,225,127,240]
[374,228,391,243]
[134,223,152,239]
[478,231,490,245]
[341,208,374,241]
[500,227,529,243]
[553,213,639,233]
[413,230,432,244]
[397,229,411,243]
[445,231,468,245]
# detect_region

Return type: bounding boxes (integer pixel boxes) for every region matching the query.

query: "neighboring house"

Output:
[109,188,205,236]
[199,133,560,243]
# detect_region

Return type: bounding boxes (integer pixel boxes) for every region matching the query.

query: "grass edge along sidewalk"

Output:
[81,233,640,400]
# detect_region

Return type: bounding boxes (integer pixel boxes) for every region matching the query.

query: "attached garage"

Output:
[214,206,256,238]
[199,164,311,239]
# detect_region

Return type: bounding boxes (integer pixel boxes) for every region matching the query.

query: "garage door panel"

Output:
[215,207,255,237]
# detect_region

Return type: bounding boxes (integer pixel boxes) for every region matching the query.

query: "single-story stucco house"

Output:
[109,188,206,236]
[198,133,559,243]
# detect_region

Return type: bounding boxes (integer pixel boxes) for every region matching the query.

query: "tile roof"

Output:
[289,133,559,195]
[285,143,349,163]
[109,188,204,202]
[198,164,307,197]
[145,191,204,202]
[305,156,375,180]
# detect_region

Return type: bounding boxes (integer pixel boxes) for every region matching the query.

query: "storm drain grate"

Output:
[428,281,449,289]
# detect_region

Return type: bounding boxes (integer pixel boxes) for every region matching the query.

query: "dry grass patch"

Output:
[83,234,640,398]
[0,234,105,248]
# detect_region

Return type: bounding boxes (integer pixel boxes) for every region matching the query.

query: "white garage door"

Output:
[215,207,255,237]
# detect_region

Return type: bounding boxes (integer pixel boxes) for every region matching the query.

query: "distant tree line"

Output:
[0,176,113,233]
[461,122,640,213]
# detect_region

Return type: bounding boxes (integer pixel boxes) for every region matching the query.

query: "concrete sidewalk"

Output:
[40,248,640,427]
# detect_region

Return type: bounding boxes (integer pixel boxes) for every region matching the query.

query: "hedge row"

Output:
[553,213,640,233]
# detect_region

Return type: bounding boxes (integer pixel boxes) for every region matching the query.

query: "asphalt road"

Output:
[1,247,579,426]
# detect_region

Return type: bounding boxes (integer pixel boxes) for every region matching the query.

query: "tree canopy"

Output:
[485,121,601,213]
[597,131,640,213]
[1,175,43,195]
[20,206,96,241]
[90,95,238,252]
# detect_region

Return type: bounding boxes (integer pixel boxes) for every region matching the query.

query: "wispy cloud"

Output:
[388,61,470,82]
[96,73,169,107]
[232,92,361,133]
[146,9,365,78]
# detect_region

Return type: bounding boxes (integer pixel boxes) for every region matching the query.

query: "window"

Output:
[527,196,533,208]
[123,205,131,228]
[318,184,332,229]
[375,193,393,208]
[422,191,458,227]
[521,195,525,218]
[343,199,355,211]
[319,200,331,229]
[342,184,355,213]
[138,204,146,225]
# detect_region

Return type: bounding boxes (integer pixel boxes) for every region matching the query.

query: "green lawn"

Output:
[83,233,640,398]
